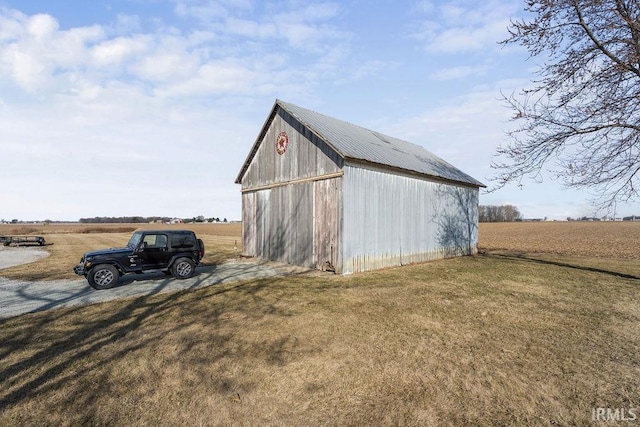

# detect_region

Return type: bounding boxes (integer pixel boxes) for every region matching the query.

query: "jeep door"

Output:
[137,233,171,270]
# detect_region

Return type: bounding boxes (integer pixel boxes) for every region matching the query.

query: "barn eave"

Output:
[344,158,486,189]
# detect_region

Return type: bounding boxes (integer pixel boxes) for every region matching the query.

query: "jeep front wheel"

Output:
[172,258,195,279]
[87,264,119,290]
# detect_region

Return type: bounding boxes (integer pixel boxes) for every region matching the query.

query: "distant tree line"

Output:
[79,216,171,224]
[79,216,229,224]
[478,205,522,223]
[188,216,228,223]
[567,215,640,221]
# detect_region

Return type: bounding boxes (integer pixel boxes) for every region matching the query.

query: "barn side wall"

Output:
[342,163,479,274]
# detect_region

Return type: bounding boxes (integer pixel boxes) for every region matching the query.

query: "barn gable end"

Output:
[236,102,344,272]
[236,100,484,274]
[236,106,344,190]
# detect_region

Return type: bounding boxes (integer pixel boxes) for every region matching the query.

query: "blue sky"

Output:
[1,0,638,221]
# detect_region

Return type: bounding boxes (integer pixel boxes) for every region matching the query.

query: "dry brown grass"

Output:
[0,222,241,236]
[0,223,242,281]
[0,222,639,425]
[1,255,638,425]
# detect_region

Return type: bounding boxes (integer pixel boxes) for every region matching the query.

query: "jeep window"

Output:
[170,234,196,248]
[142,234,168,249]
[127,232,143,249]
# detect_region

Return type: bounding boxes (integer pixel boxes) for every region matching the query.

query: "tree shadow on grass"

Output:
[0,261,287,319]
[483,251,640,281]
[0,267,216,319]
[0,263,300,418]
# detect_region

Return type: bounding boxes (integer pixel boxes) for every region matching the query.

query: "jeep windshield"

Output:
[127,231,143,249]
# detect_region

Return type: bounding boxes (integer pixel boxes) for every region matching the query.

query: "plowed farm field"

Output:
[479,221,640,259]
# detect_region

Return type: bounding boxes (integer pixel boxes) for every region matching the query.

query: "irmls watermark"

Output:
[592,407,639,422]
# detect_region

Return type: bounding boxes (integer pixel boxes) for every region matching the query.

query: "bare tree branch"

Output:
[493,0,640,209]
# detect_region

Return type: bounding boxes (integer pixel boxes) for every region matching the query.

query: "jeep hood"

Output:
[84,247,133,258]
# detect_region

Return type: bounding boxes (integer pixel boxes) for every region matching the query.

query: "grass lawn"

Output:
[1,232,639,425]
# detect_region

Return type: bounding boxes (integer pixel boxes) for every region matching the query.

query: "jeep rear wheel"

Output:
[171,258,195,279]
[87,264,119,290]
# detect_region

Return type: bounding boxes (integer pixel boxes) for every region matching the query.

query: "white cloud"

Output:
[412,0,516,54]
[430,64,486,81]
[173,1,346,54]
[271,3,345,52]
[0,7,25,41]
[173,0,253,20]
[156,59,257,97]
[224,17,276,38]
[0,1,354,106]
[7,48,45,90]
[25,13,58,39]
[91,35,150,66]
[0,3,334,99]
[425,19,510,54]
[131,50,197,82]
[113,14,142,33]
[0,78,256,220]
[0,11,106,91]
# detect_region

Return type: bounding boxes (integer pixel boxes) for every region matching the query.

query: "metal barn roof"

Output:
[236,99,486,188]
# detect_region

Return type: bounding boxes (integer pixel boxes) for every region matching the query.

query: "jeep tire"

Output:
[87,264,119,290]
[171,257,195,279]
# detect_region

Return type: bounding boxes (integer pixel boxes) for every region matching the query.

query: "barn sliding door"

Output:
[313,178,340,271]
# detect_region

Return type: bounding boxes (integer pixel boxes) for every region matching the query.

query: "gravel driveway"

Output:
[0,246,50,269]
[0,247,310,319]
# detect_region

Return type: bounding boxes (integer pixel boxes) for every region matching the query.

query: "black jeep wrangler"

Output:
[74,230,205,290]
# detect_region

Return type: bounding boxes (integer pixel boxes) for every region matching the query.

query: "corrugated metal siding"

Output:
[342,164,479,274]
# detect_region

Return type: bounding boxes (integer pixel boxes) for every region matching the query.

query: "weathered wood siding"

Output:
[241,177,342,270]
[313,177,342,272]
[240,107,343,271]
[241,191,257,256]
[241,108,343,190]
[342,163,479,274]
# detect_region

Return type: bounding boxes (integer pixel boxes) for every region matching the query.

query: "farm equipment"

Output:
[0,235,47,246]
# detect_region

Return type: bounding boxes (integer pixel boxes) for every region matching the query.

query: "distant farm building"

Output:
[235,100,485,274]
